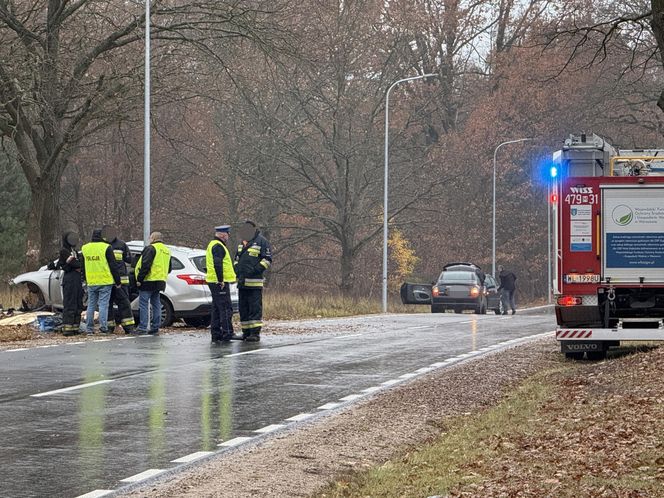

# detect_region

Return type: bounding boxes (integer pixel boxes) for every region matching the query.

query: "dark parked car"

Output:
[431,263,501,314]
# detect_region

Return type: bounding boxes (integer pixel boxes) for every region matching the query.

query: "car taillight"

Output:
[432,286,440,297]
[177,274,207,285]
[557,296,582,306]
[469,286,480,297]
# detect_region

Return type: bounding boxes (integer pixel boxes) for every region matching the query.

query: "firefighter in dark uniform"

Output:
[234,221,272,342]
[205,225,236,343]
[49,232,84,336]
[101,225,136,334]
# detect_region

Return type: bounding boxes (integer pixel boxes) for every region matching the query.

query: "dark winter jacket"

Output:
[234,230,272,288]
[52,232,81,274]
[498,270,517,291]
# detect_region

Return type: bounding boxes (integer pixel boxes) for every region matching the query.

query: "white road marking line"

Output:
[5,348,28,352]
[399,373,417,379]
[339,394,364,401]
[286,413,315,422]
[31,379,114,398]
[37,345,56,348]
[335,333,363,339]
[415,367,434,373]
[75,490,115,498]
[254,424,285,434]
[120,469,165,483]
[381,379,401,386]
[70,341,85,345]
[430,362,446,367]
[362,386,382,393]
[219,436,253,447]
[458,320,475,324]
[171,451,214,463]
[226,349,267,358]
[407,325,430,330]
[317,402,342,410]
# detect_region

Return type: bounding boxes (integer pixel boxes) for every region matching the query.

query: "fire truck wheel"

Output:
[586,350,607,361]
[564,352,585,360]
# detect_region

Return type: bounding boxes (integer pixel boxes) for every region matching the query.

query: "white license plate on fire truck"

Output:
[564,274,600,284]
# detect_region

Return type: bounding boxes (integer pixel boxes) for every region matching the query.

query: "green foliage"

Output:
[0,150,30,277]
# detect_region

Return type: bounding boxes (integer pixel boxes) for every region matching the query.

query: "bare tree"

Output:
[0,0,289,268]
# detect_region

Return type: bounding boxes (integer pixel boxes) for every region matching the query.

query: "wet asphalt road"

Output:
[0,308,554,498]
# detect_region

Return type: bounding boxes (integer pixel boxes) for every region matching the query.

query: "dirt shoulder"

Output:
[120,337,567,498]
[323,342,664,497]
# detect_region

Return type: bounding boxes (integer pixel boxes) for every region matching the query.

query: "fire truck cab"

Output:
[553,133,664,359]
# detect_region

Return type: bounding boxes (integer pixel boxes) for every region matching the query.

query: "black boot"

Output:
[245,334,260,342]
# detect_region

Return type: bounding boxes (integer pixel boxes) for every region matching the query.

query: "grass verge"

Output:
[263,292,424,320]
[323,347,664,497]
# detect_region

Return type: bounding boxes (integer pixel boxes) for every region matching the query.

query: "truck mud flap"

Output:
[400,283,432,305]
[561,341,607,353]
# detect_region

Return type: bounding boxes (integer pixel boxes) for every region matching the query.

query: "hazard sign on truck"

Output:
[553,134,664,359]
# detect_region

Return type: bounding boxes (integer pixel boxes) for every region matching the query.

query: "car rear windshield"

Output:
[191,256,207,273]
[439,271,477,284]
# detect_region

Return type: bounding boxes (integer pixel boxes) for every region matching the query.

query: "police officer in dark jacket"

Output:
[49,232,83,336]
[234,221,272,342]
[101,225,136,334]
[205,225,236,343]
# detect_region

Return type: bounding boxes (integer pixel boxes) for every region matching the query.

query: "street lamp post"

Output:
[383,73,437,313]
[143,0,151,244]
[492,138,533,277]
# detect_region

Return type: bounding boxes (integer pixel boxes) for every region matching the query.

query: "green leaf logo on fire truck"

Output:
[612,205,634,226]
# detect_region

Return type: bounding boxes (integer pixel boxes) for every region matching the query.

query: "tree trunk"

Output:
[340,241,355,297]
[24,172,62,270]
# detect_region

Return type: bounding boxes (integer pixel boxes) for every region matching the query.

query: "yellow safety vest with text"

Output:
[206,239,236,283]
[135,242,171,282]
[82,241,114,286]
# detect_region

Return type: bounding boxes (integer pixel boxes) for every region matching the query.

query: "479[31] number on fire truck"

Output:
[553,133,664,360]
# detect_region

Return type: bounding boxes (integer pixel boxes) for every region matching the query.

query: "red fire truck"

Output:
[553,133,664,359]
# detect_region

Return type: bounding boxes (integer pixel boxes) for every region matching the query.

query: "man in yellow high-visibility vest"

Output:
[205,225,236,343]
[81,229,122,334]
[135,232,172,335]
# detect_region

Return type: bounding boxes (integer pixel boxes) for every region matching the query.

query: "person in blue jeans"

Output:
[134,232,172,335]
[81,229,122,334]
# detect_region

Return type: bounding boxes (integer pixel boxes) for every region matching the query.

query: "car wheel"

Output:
[454,308,463,314]
[160,296,174,327]
[475,299,486,315]
[183,316,211,328]
[21,282,46,311]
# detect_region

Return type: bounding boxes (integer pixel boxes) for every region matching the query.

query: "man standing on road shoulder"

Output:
[498,265,517,315]
[81,229,121,334]
[101,225,136,334]
[205,225,236,343]
[135,232,171,335]
[234,220,272,342]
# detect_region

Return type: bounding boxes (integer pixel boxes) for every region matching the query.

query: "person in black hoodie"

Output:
[49,232,84,336]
